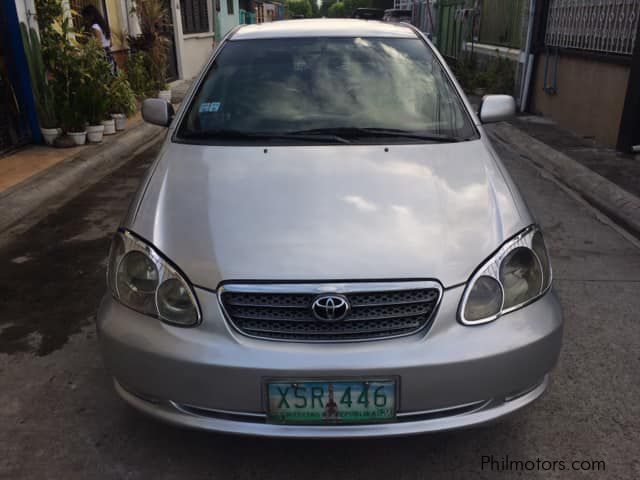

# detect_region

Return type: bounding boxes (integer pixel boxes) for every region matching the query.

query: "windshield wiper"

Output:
[288,127,465,143]
[181,129,350,144]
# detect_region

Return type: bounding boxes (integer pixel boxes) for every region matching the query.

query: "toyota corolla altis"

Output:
[97,19,563,437]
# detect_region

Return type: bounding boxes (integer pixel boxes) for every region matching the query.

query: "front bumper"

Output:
[97,284,563,437]
[114,375,549,438]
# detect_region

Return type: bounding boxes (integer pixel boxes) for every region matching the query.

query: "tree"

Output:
[328,0,370,17]
[320,0,336,17]
[286,0,313,17]
[327,1,346,17]
[310,0,320,17]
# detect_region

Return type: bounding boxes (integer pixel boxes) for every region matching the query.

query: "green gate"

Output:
[437,0,469,62]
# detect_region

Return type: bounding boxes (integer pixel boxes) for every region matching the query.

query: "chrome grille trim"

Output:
[218,281,442,342]
[169,399,489,424]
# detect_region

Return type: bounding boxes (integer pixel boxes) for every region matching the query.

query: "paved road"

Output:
[1,132,638,479]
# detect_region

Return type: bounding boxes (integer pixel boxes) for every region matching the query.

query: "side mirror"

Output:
[142,98,174,127]
[478,95,516,124]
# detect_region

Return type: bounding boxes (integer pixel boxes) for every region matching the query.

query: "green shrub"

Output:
[108,71,137,117]
[328,1,346,17]
[454,51,516,95]
[38,7,88,132]
[81,39,113,125]
[124,51,150,99]
[286,0,313,17]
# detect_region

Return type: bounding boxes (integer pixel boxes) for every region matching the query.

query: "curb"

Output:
[0,122,164,233]
[487,122,640,238]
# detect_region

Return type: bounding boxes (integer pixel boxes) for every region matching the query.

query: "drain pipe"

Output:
[519,0,536,112]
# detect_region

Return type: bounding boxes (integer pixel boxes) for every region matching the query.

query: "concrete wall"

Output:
[171,0,216,80]
[178,34,215,78]
[530,53,630,147]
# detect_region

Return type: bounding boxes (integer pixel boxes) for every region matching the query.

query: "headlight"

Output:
[459,225,552,325]
[107,230,201,326]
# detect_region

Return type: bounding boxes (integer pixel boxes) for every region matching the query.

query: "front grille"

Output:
[219,283,441,341]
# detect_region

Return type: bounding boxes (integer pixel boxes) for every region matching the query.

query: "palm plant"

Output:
[127,0,171,93]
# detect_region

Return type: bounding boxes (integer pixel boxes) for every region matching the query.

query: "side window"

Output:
[180,0,210,34]
[227,0,234,15]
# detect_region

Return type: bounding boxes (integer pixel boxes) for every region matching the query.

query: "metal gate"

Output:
[437,0,469,61]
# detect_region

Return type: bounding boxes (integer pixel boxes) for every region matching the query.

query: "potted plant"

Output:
[60,108,87,145]
[108,71,137,130]
[82,39,112,142]
[128,0,171,101]
[158,85,171,103]
[20,23,59,145]
[39,2,89,145]
[124,51,150,101]
[57,52,89,145]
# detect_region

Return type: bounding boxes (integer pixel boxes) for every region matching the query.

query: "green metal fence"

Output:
[478,0,526,49]
[437,0,468,61]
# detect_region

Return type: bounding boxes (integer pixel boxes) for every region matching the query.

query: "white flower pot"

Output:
[41,127,61,146]
[86,124,105,143]
[112,113,127,131]
[158,90,172,103]
[102,119,116,135]
[67,130,87,145]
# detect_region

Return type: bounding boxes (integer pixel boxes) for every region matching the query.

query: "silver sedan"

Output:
[97,19,563,437]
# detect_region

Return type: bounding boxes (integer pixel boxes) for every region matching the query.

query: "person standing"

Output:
[81,5,117,74]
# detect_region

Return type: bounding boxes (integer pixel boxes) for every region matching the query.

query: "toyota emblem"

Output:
[311,295,350,321]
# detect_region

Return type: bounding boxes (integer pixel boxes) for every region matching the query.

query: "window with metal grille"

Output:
[180,0,210,34]
[545,0,640,56]
[227,0,235,15]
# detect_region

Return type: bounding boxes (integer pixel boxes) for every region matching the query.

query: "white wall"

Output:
[179,35,215,78]
[172,0,216,80]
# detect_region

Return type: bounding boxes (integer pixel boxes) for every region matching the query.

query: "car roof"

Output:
[230,19,418,40]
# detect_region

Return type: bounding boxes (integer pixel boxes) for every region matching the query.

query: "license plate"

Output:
[267,380,396,424]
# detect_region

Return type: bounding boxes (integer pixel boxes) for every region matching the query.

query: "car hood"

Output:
[128,140,532,289]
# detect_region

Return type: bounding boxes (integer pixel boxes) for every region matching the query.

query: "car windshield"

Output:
[176,37,477,144]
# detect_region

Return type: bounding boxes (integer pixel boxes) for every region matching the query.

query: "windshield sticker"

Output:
[199,102,221,113]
